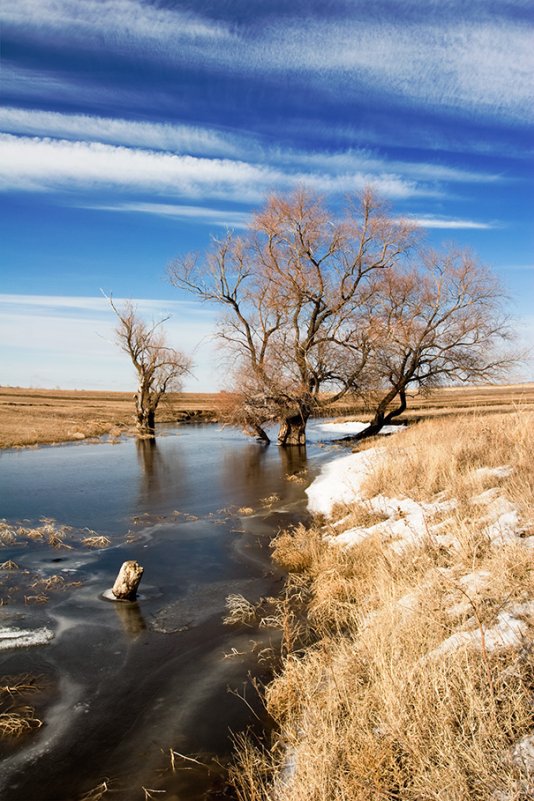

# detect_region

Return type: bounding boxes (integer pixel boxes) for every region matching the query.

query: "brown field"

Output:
[330,382,534,420]
[0,388,224,449]
[1,383,533,449]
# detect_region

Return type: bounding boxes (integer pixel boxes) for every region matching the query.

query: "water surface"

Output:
[0,422,334,800]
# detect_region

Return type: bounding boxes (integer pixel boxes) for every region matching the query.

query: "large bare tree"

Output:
[109,298,192,438]
[353,247,516,439]
[170,188,416,444]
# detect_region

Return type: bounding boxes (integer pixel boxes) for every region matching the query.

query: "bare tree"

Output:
[169,188,416,444]
[353,247,516,439]
[109,298,192,438]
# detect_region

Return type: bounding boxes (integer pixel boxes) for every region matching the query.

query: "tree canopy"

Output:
[170,188,416,443]
[170,188,514,444]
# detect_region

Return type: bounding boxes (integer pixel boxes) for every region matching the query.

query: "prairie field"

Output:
[0,387,223,448]
[1,383,534,449]
[231,409,534,800]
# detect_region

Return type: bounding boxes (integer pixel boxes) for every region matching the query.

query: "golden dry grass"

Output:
[0,387,225,448]
[0,675,42,738]
[230,411,534,801]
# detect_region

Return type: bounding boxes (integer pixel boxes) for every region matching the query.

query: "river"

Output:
[0,421,338,801]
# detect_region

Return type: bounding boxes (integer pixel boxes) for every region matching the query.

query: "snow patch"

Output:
[430,605,532,658]
[473,465,513,481]
[458,570,492,595]
[511,734,534,772]
[317,421,404,437]
[306,448,377,516]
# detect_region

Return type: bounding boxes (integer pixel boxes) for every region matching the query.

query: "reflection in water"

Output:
[136,438,160,488]
[279,444,307,476]
[112,600,147,638]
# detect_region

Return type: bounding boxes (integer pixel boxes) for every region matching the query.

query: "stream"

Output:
[0,421,339,801]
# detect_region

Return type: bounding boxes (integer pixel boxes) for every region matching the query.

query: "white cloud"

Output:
[0,107,246,159]
[403,216,496,230]
[252,19,534,124]
[0,134,427,201]
[0,294,214,316]
[3,3,531,125]
[2,0,230,45]
[0,134,274,201]
[86,202,250,229]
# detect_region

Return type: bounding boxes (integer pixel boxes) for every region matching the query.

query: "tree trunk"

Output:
[352,388,407,441]
[135,395,156,438]
[278,413,308,446]
[252,424,270,443]
[112,560,144,601]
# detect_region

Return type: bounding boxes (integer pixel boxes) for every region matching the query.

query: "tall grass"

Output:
[230,412,534,800]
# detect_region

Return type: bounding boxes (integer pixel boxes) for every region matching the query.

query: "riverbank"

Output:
[231,411,534,800]
[2,384,533,450]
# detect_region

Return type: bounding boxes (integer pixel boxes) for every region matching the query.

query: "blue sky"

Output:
[1,0,533,390]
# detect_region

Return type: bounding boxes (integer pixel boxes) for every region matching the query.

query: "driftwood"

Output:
[112,560,144,601]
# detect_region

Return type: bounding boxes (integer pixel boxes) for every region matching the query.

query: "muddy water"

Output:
[0,423,332,801]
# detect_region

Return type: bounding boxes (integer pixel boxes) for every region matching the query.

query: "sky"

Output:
[1,0,533,391]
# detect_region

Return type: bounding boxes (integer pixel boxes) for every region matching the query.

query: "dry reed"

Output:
[231,411,534,801]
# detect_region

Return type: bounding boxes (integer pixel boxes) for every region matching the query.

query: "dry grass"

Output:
[0,387,225,448]
[0,675,42,738]
[362,411,533,517]
[81,535,112,548]
[0,518,113,553]
[0,518,73,549]
[224,593,259,627]
[78,780,112,801]
[0,708,43,737]
[230,411,534,801]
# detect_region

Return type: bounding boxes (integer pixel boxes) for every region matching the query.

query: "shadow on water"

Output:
[0,424,327,800]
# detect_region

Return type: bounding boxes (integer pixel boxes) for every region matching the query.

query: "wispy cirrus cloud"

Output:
[0,107,247,159]
[403,215,497,230]
[86,202,250,229]
[0,134,425,201]
[0,134,273,201]
[3,2,531,125]
[2,0,230,46]
[252,19,534,124]
[0,294,214,316]
[1,107,502,189]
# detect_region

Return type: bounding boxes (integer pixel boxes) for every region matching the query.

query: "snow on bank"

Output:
[316,421,404,437]
[429,603,534,658]
[306,434,532,653]
[306,446,455,553]
[306,448,376,516]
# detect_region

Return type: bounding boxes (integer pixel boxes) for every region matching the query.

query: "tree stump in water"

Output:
[112,560,144,601]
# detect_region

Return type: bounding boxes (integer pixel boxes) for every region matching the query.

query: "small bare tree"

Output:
[354,247,516,439]
[170,188,416,445]
[109,298,192,438]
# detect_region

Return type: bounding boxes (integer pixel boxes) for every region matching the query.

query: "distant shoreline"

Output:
[1,384,533,450]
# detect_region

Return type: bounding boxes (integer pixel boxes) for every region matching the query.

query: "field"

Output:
[1,383,534,449]
[0,387,223,449]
